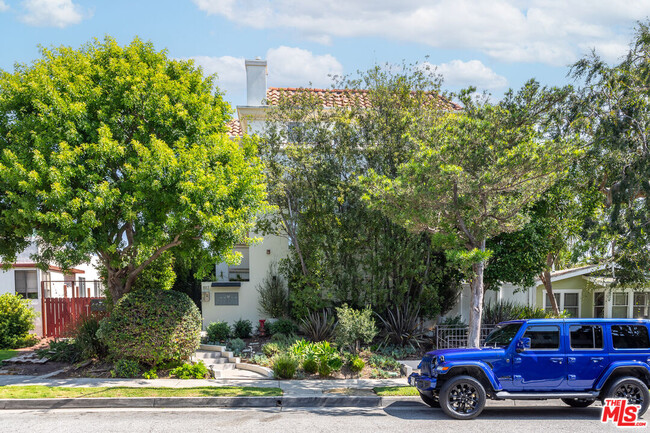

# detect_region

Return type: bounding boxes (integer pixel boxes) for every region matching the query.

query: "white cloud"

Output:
[434,60,507,89]
[192,0,646,65]
[21,0,87,28]
[0,1,9,12]
[187,47,343,99]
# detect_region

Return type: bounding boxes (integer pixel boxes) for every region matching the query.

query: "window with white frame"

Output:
[633,292,650,319]
[544,290,580,317]
[15,270,38,299]
[612,292,629,318]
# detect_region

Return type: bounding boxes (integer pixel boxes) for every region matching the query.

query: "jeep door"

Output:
[565,324,608,390]
[512,324,566,390]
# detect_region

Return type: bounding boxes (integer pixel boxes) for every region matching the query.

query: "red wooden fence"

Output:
[41,281,106,338]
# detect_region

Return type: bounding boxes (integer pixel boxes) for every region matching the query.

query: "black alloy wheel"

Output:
[604,376,650,417]
[439,375,487,420]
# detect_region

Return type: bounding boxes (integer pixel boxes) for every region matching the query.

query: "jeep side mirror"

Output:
[516,337,531,353]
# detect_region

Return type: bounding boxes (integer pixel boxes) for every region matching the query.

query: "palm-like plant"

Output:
[299,309,337,342]
[376,302,427,349]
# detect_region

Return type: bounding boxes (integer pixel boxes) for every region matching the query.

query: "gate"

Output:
[433,324,497,349]
[41,280,106,338]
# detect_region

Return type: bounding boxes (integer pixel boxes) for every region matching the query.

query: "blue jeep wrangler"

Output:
[408,319,650,419]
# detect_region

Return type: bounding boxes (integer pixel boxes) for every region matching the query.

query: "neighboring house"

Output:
[201,59,650,329]
[0,242,102,336]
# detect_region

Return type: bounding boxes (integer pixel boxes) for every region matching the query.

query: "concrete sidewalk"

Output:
[0,376,409,397]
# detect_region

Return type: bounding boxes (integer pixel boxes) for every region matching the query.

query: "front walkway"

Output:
[0,376,408,396]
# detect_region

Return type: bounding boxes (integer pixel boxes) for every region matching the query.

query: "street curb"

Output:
[0,395,420,410]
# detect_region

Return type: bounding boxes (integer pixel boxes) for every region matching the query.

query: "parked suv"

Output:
[408,319,650,419]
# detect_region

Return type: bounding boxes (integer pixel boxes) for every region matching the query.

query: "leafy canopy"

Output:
[0,37,267,299]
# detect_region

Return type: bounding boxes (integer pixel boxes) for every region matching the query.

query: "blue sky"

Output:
[0,0,647,107]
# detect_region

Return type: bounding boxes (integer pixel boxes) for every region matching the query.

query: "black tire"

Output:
[419,392,440,408]
[561,398,595,408]
[603,376,650,417]
[439,375,486,420]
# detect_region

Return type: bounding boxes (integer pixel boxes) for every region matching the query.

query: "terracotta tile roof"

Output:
[265,87,462,111]
[226,118,243,137]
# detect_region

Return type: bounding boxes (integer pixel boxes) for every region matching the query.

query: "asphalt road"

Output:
[0,401,629,433]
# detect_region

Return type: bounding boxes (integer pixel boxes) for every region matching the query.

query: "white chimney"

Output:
[245,58,267,106]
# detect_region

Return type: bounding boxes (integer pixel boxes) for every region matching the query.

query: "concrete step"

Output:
[208,363,236,371]
[194,351,224,359]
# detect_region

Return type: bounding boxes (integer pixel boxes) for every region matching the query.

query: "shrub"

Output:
[271,354,298,379]
[74,315,107,360]
[227,338,246,355]
[270,333,297,345]
[232,319,253,339]
[36,339,81,363]
[302,356,318,374]
[369,354,400,371]
[0,293,38,349]
[376,302,426,349]
[97,288,201,366]
[206,321,231,342]
[257,264,288,318]
[299,309,337,342]
[170,361,209,379]
[143,368,158,379]
[268,318,298,336]
[262,342,282,357]
[335,304,377,354]
[348,356,365,374]
[111,359,141,378]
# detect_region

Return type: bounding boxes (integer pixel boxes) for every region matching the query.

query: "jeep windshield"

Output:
[483,323,522,347]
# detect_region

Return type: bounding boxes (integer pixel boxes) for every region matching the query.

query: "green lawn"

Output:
[0,350,18,362]
[373,386,419,396]
[0,386,282,399]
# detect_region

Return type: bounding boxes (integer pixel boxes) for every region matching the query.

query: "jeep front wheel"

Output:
[561,398,594,408]
[419,391,440,408]
[604,376,650,417]
[439,375,486,420]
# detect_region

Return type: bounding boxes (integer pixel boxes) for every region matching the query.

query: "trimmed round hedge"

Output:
[98,288,201,366]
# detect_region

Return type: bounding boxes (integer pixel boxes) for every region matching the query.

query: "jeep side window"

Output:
[483,323,522,346]
[611,325,650,349]
[522,325,560,349]
[569,325,603,349]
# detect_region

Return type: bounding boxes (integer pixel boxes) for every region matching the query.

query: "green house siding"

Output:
[535,275,596,318]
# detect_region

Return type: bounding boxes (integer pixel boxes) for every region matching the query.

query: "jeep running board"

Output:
[495,391,599,400]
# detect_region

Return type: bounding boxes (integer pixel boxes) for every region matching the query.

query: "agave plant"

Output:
[376,302,427,349]
[482,300,524,324]
[299,309,337,342]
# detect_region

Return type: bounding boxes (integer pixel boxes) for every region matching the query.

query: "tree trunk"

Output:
[539,253,560,316]
[467,240,486,348]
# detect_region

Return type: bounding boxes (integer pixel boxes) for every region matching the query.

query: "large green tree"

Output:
[363,82,580,347]
[257,66,462,319]
[0,37,267,301]
[571,22,650,285]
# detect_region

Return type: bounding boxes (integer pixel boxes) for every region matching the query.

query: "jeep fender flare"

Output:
[594,361,650,390]
[437,360,502,392]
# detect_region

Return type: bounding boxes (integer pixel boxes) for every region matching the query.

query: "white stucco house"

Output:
[200,59,650,329]
[1,242,102,336]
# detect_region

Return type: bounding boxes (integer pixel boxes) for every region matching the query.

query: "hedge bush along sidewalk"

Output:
[0,386,282,399]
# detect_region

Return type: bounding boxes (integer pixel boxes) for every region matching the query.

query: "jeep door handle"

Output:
[550,358,563,364]
[591,357,604,363]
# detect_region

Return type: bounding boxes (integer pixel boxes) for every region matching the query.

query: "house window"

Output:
[214,292,239,306]
[93,281,102,297]
[544,291,580,317]
[612,293,629,318]
[78,277,86,297]
[633,292,650,319]
[594,292,605,318]
[15,270,38,299]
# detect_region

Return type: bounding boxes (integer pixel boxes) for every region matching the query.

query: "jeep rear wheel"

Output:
[604,376,650,417]
[561,398,594,408]
[439,375,486,420]
[419,392,440,408]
